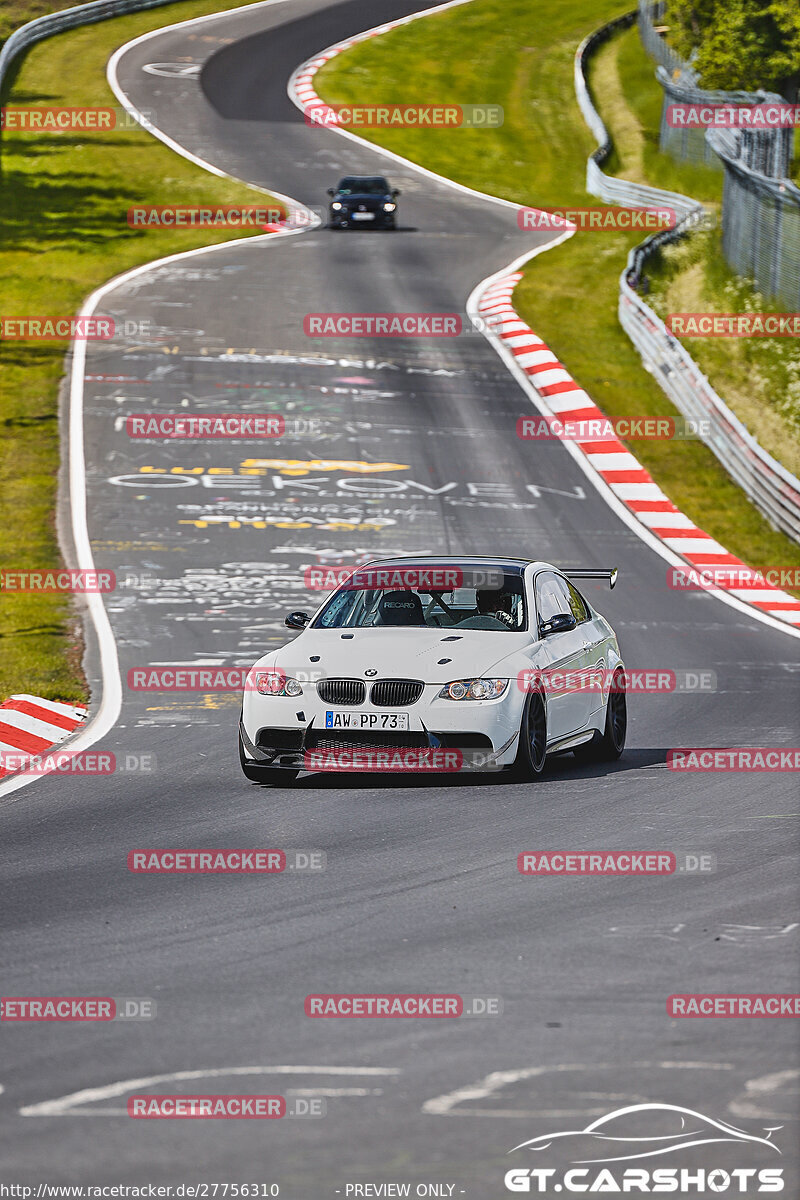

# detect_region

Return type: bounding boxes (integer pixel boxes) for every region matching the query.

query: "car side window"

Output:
[565,580,590,623]
[535,572,572,624]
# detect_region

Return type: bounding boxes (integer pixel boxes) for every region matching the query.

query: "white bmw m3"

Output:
[239,556,626,784]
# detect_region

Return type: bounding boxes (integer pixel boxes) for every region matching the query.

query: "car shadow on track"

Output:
[251,748,669,791]
[544,746,669,781]
[326,225,418,233]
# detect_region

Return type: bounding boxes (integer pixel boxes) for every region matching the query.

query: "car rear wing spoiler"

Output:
[564,568,618,590]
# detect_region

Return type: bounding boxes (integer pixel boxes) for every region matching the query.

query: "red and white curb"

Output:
[478,273,800,627]
[289,0,475,132]
[291,26,415,119]
[0,696,88,779]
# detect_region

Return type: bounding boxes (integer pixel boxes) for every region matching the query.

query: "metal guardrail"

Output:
[0,0,180,117]
[656,66,792,175]
[575,16,800,544]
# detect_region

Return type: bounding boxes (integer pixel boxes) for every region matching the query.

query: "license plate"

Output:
[325,711,409,730]
[351,212,374,220]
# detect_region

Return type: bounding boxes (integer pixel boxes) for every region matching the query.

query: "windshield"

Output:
[337,177,390,195]
[314,578,527,631]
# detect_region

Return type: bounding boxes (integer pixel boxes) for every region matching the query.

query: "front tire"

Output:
[509,690,547,781]
[239,731,298,785]
[574,670,627,762]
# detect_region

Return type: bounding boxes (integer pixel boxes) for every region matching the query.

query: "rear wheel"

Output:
[239,731,298,785]
[574,670,627,762]
[509,691,547,781]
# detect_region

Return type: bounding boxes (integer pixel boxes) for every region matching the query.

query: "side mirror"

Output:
[326,187,335,196]
[285,611,310,630]
[392,188,401,197]
[539,612,577,637]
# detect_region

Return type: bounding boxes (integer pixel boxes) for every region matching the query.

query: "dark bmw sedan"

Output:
[327,175,400,229]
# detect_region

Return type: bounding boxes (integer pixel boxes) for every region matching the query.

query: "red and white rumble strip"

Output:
[0,694,87,779]
[289,10,457,121]
[477,274,800,628]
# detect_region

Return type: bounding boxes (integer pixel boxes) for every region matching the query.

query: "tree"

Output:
[666,0,800,97]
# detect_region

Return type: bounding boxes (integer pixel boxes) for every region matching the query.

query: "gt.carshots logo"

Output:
[503,1103,785,1193]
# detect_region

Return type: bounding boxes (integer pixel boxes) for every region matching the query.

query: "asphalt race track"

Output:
[0,0,798,1191]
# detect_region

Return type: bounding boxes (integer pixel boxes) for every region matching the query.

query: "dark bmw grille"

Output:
[306,730,430,752]
[369,679,424,707]
[317,678,366,706]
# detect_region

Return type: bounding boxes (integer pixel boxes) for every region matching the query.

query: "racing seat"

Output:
[375,590,425,626]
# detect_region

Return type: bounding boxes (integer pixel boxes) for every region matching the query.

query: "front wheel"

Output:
[508,690,547,781]
[574,670,627,762]
[239,732,298,785]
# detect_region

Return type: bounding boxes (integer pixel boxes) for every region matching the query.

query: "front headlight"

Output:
[382,202,396,212]
[331,201,343,210]
[256,671,303,697]
[438,678,508,701]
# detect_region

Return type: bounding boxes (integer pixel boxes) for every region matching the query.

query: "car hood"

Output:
[260,628,530,684]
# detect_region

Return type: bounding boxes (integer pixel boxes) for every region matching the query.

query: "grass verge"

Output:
[315,0,800,591]
[0,0,283,703]
[1,1,85,46]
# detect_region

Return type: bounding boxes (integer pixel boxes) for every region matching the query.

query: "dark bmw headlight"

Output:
[438,679,508,700]
[331,202,343,211]
[382,202,396,212]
